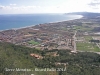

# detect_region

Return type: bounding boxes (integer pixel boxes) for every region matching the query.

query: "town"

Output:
[0,17,100,53]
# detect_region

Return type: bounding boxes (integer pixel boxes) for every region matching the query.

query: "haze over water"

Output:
[0,14,82,30]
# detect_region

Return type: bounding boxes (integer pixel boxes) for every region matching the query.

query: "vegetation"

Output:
[28,40,40,45]
[76,42,100,52]
[76,35,100,52]
[0,42,100,75]
[73,25,93,31]
[84,36,92,41]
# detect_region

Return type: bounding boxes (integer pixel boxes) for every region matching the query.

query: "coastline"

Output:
[0,15,83,32]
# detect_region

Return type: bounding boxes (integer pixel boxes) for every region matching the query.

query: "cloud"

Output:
[87,0,100,12]
[0,5,43,14]
[0,6,4,9]
[10,4,17,6]
[0,0,100,14]
[0,4,8,10]
[56,0,92,13]
[89,2,100,6]
[88,0,100,6]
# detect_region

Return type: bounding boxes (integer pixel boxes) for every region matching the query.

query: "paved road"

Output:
[73,31,77,52]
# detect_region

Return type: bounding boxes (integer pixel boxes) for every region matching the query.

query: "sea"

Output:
[0,14,82,30]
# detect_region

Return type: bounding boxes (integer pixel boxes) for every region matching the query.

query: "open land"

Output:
[0,16,100,53]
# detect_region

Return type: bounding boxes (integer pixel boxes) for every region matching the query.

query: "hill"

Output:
[0,42,100,75]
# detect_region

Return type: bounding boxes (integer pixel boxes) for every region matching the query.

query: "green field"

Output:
[28,40,40,45]
[76,36,100,52]
[84,36,92,41]
[73,26,93,31]
[76,42,100,52]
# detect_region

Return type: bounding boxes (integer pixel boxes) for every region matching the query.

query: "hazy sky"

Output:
[0,0,100,14]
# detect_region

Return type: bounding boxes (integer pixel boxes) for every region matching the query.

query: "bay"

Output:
[0,14,82,30]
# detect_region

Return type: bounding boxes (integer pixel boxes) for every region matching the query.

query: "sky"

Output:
[0,0,100,14]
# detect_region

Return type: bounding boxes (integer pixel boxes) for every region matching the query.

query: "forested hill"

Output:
[0,42,100,75]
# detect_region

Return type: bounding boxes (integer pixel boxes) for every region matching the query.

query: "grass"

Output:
[28,40,40,45]
[76,42,100,52]
[73,26,93,31]
[84,36,92,41]
[76,36,100,52]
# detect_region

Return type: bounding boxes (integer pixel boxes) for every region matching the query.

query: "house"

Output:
[30,53,43,59]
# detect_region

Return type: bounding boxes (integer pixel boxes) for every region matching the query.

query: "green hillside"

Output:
[0,42,49,75]
[0,42,100,75]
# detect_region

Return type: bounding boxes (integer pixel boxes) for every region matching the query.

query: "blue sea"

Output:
[0,14,82,30]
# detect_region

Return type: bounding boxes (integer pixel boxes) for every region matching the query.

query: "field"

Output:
[76,42,100,52]
[84,36,92,41]
[73,25,93,31]
[28,40,40,45]
[76,35,100,52]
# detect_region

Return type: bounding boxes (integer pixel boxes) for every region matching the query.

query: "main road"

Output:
[73,31,77,52]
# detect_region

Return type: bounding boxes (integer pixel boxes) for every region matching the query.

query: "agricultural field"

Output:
[76,42,100,52]
[28,40,40,45]
[76,36,100,52]
[73,25,93,31]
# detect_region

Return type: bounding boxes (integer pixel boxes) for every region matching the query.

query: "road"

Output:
[73,31,77,52]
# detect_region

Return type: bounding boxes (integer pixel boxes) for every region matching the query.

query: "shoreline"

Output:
[0,15,83,32]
